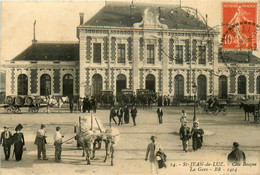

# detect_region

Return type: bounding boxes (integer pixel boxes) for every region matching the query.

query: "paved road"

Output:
[0,106,259,175]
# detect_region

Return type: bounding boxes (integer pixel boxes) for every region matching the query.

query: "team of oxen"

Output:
[72,113,120,166]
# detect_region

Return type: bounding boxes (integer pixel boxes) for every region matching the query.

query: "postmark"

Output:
[222,2,257,50]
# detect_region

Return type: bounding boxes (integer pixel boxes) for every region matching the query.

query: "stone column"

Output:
[79,32,86,97]
[212,36,219,97]
[162,34,169,96]
[132,33,139,92]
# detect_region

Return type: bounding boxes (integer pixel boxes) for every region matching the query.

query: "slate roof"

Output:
[12,42,79,61]
[219,50,260,64]
[84,3,208,30]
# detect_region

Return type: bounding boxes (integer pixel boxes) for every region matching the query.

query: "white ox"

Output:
[76,114,120,166]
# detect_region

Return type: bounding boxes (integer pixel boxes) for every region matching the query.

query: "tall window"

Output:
[92,74,102,99]
[40,74,51,96]
[147,45,154,64]
[198,46,206,64]
[257,76,260,94]
[238,75,246,95]
[93,43,101,63]
[176,45,183,64]
[117,44,125,63]
[18,74,28,95]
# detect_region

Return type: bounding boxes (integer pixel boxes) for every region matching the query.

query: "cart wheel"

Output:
[15,107,21,114]
[6,107,12,114]
[221,107,228,115]
[32,107,38,113]
[10,106,16,113]
[202,108,206,114]
[214,107,219,116]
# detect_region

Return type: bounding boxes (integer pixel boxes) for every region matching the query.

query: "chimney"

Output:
[32,20,37,43]
[159,7,164,21]
[130,1,135,20]
[79,13,84,25]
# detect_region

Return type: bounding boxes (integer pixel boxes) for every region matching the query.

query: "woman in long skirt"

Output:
[191,121,204,151]
[13,124,25,161]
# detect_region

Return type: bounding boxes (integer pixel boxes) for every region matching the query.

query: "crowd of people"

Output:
[0,103,248,174]
[109,105,138,126]
[0,124,63,163]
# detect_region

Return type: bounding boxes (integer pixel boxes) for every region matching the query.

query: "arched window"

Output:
[174,75,184,100]
[17,74,28,95]
[256,76,260,94]
[40,74,51,96]
[116,74,127,96]
[237,75,246,95]
[145,74,155,92]
[218,76,228,99]
[92,74,102,98]
[197,75,207,100]
[63,74,73,98]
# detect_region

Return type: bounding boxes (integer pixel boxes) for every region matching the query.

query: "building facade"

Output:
[4,2,260,101]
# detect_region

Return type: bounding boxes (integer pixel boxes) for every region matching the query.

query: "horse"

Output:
[239,103,257,121]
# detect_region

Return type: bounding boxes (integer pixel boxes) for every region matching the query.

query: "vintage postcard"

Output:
[0,0,260,175]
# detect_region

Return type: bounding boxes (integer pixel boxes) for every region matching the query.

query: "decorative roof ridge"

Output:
[105,1,176,7]
[34,40,79,44]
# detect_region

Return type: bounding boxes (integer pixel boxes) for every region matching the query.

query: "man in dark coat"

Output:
[13,124,25,161]
[228,142,246,163]
[157,96,163,107]
[207,95,214,109]
[130,106,138,126]
[90,96,97,113]
[0,126,12,160]
[86,97,91,113]
[82,97,87,113]
[124,105,130,124]
[69,98,74,113]
[117,107,124,125]
[157,106,163,124]
[109,106,117,126]
[179,121,190,152]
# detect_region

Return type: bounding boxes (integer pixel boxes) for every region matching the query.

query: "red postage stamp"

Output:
[222,2,257,50]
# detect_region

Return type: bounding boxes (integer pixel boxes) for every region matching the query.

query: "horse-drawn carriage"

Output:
[200,100,228,116]
[117,89,134,106]
[240,99,260,123]
[101,90,115,107]
[73,113,120,165]
[3,95,44,113]
[136,89,150,107]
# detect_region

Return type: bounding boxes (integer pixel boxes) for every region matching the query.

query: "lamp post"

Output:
[192,84,197,122]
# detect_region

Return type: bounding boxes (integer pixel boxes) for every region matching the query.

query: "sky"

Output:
[0,0,259,64]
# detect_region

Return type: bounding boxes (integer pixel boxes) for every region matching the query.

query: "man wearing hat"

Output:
[145,136,162,174]
[34,124,48,160]
[227,142,246,163]
[179,121,191,152]
[53,126,63,163]
[13,124,25,161]
[0,126,13,160]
